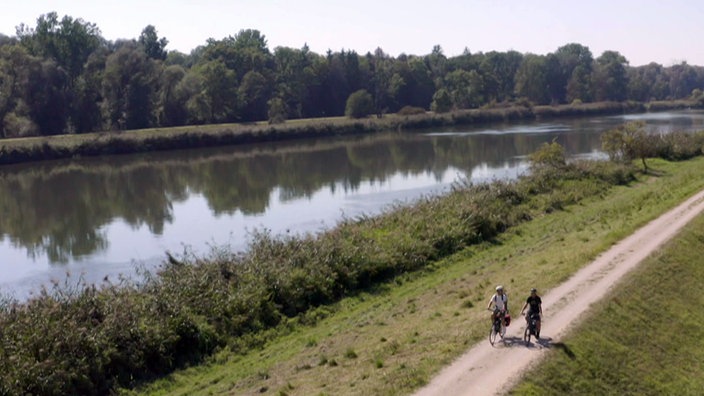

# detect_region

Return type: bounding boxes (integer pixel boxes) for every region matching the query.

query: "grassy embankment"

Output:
[1,118,702,395]
[130,160,704,393]
[510,198,704,393]
[0,142,640,395]
[0,100,695,166]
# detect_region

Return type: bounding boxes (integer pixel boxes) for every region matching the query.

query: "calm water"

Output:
[2,110,704,298]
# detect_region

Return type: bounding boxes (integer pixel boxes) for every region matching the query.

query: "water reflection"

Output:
[1,110,703,297]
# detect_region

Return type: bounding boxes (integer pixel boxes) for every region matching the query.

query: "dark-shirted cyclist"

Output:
[520,288,542,339]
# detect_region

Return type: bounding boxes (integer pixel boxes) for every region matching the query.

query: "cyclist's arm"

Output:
[520,302,528,315]
[487,295,495,310]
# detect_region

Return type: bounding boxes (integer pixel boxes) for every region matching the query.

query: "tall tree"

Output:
[202,29,272,81]
[367,48,395,114]
[102,42,157,130]
[628,63,667,102]
[72,47,107,133]
[667,62,698,99]
[16,12,104,133]
[402,56,435,109]
[425,45,447,88]
[566,64,592,103]
[273,45,314,118]
[138,25,168,61]
[238,70,271,121]
[24,59,70,134]
[592,50,629,101]
[0,45,33,137]
[548,43,593,103]
[196,59,238,123]
[514,54,549,105]
[158,64,188,126]
[16,12,103,84]
[478,50,523,103]
[444,69,484,109]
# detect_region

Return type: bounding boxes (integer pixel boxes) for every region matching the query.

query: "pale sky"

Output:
[1,0,703,67]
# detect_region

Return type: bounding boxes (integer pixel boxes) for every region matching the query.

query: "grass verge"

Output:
[509,193,704,395]
[129,156,704,396]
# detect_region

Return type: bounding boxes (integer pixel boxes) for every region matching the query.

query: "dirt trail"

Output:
[413,188,704,396]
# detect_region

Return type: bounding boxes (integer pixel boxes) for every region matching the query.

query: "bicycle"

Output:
[488,308,507,346]
[523,312,540,344]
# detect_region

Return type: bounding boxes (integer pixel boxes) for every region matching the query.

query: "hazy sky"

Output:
[2,0,703,67]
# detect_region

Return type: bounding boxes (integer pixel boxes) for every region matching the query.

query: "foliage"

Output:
[430,88,452,113]
[138,25,168,61]
[529,141,567,171]
[131,156,704,396]
[601,121,656,170]
[653,130,704,160]
[396,105,426,115]
[267,97,288,124]
[345,89,374,118]
[512,210,704,396]
[2,12,704,137]
[0,141,653,394]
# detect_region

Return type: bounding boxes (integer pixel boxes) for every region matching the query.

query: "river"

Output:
[2,110,704,298]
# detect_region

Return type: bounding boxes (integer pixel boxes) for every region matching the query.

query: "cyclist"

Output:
[520,288,543,339]
[487,285,509,324]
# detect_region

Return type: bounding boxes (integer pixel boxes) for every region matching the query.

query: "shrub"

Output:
[431,89,452,113]
[345,90,374,119]
[530,141,567,171]
[0,142,675,394]
[397,106,426,116]
[267,97,288,124]
[653,131,704,160]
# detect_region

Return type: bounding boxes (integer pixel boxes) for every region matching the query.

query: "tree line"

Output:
[1,12,703,138]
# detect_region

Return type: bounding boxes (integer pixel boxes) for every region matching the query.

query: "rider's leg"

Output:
[536,319,541,338]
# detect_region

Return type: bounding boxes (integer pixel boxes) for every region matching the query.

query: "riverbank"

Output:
[1,132,703,395]
[512,197,704,395]
[0,100,697,166]
[129,156,704,396]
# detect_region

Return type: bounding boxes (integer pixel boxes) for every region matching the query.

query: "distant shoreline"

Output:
[0,100,699,166]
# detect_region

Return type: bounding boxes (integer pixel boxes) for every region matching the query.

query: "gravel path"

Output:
[413,188,704,396]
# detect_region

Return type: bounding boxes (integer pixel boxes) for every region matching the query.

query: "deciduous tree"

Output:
[592,51,629,102]
[345,89,373,118]
[601,121,655,171]
[139,25,168,61]
[514,54,549,105]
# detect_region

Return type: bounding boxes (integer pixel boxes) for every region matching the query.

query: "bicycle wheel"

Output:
[524,325,531,344]
[489,325,498,346]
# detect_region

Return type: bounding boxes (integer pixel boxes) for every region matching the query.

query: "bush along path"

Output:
[0,131,703,395]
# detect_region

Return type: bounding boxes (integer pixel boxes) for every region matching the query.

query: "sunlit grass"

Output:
[511,206,704,395]
[130,157,704,395]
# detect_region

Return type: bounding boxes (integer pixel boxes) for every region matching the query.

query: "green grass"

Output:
[510,207,704,395]
[128,157,704,396]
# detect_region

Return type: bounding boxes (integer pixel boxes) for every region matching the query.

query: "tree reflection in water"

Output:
[0,110,702,294]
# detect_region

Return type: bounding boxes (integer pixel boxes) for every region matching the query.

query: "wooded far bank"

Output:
[0,100,699,166]
[2,12,704,140]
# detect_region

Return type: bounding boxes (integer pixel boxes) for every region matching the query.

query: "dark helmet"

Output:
[530,288,537,293]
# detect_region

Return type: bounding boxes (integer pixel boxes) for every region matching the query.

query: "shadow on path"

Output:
[492,334,575,357]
